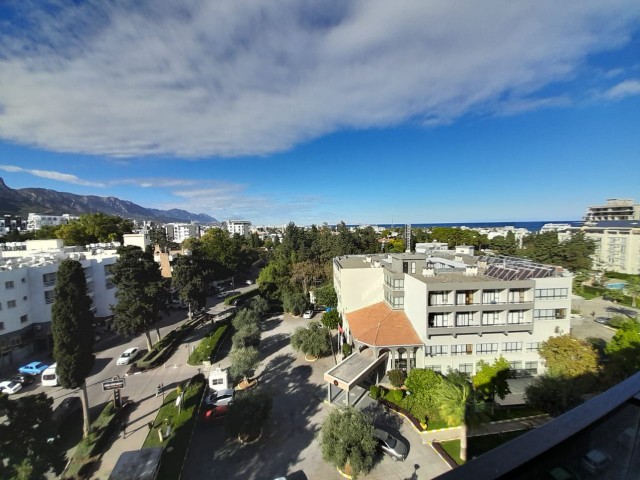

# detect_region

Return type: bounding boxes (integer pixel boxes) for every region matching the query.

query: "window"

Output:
[7,300,16,308]
[535,288,569,299]
[411,262,416,274]
[384,291,404,308]
[426,345,448,356]
[509,361,523,375]
[42,272,57,287]
[527,342,541,352]
[459,363,473,374]
[525,361,538,375]
[502,342,522,352]
[452,344,473,356]
[384,275,404,289]
[429,291,450,306]
[23,296,27,301]
[455,312,474,327]
[482,289,498,304]
[456,290,476,305]
[508,289,527,303]
[425,365,442,372]
[20,315,28,323]
[477,343,498,354]
[507,310,526,324]
[0,322,4,330]
[429,313,449,328]
[534,309,567,320]
[44,290,55,304]
[5,281,14,289]
[481,311,501,325]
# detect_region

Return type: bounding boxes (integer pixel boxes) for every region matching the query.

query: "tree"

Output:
[232,308,260,331]
[111,246,169,350]
[172,254,210,319]
[321,309,341,330]
[55,213,133,246]
[232,323,261,349]
[403,368,444,424]
[229,347,260,384]
[290,320,331,358]
[0,393,66,480]
[315,284,338,308]
[226,389,272,441]
[249,295,270,317]
[320,407,377,478]
[282,290,308,315]
[538,335,599,378]
[524,375,585,417]
[51,259,95,438]
[604,319,640,383]
[473,357,512,414]
[437,372,484,462]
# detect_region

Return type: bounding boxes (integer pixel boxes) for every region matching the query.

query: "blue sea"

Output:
[356,221,583,233]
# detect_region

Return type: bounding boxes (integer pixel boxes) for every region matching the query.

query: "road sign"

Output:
[102,376,125,391]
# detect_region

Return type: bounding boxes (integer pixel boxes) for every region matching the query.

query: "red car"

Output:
[201,405,229,424]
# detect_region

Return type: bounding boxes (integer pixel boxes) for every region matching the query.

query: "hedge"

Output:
[136,316,203,370]
[187,324,229,365]
[224,288,259,306]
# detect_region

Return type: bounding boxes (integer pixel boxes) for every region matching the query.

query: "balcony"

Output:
[427,322,533,338]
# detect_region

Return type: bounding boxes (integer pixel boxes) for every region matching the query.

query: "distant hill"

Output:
[0,177,217,223]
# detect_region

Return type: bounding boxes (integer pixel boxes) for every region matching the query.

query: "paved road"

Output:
[182,313,451,480]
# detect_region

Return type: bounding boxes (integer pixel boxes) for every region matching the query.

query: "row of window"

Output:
[534,309,567,320]
[428,310,530,327]
[0,315,28,331]
[427,342,541,356]
[428,288,531,306]
[0,299,18,309]
[384,291,404,308]
[534,288,569,299]
[425,361,539,375]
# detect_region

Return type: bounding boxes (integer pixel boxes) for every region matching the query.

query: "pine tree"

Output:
[51,259,95,438]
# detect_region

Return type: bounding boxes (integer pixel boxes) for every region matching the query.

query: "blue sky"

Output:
[0,1,639,225]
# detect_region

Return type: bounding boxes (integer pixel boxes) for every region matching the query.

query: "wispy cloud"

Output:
[0,1,638,158]
[0,164,106,187]
[603,79,640,100]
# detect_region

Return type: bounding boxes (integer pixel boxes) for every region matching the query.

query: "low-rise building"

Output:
[26,213,78,231]
[225,220,251,237]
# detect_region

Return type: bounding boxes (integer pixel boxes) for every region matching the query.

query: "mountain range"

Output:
[0,177,217,223]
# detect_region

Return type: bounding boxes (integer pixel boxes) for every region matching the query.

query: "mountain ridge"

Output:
[0,177,217,223]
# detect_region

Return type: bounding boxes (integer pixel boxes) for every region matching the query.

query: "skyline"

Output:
[0,1,639,225]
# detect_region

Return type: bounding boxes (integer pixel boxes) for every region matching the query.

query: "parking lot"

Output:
[182,313,450,480]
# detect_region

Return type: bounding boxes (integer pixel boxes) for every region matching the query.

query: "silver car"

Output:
[373,428,408,461]
[205,388,235,407]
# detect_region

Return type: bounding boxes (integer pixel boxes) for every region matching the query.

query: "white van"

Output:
[208,367,229,391]
[41,363,58,387]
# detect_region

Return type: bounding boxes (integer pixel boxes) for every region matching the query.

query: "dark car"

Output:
[373,428,408,461]
[52,396,82,429]
[10,373,35,386]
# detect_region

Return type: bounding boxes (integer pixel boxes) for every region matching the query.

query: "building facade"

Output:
[333,252,572,377]
[584,198,640,222]
[26,213,78,231]
[165,223,200,243]
[225,220,251,237]
[0,247,118,366]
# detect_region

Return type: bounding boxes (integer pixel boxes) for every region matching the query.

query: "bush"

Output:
[187,324,228,365]
[386,388,403,404]
[388,369,406,388]
[232,323,261,349]
[290,321,331,358]
[369,385,381,400]
[342,343,352,357]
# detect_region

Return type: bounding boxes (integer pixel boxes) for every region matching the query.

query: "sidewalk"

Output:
[421,415,551,443]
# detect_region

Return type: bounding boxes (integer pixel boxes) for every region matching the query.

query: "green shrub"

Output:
[386,388,403,404]
[187,324,228,365]
[342,343,352,357]
[370,385,381,399]
[388,369,406,388]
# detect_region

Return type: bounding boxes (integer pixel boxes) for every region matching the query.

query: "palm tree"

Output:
[437,371,484,462]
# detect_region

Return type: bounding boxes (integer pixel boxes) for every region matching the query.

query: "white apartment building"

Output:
[225,220,251,237]
[123,233,151,250]
[27,212,78,231]
[0,248,118,366]
[165,223,200,243]
[584,199,640,222]
[331,252,572,379]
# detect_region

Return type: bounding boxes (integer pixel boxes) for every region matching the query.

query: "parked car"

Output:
[373,428,408,461]
[116,347,139,365]
[245,280,253,285]
[10,373,35,386]
[581,448,611,474]
[205,388,235,407]
[594,317,610,325]
[41,363,58,387]
[201,405,229,424]
[303,310,314,319]
[0,380,23,395]
[18,361,49,375]
[52,396,82,428]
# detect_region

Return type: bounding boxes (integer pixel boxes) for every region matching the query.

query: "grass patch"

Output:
[136,317,201,370]
[440,440,462,465]
[63,402,119,479]
[142,376,206,480]
[187,324,229,365]
[486,406,544,422]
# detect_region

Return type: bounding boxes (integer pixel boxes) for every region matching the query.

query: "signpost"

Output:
[102,375,126,408]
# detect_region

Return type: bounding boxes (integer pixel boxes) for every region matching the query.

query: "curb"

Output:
[487,414,548,425]
[429,441,458,470]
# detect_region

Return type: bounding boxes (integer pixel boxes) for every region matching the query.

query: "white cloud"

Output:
[0,1,638,158]
[0,164,106,187]
[603,79,640,99]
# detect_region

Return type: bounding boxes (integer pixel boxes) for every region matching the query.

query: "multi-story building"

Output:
[584,198,640,222]
[225,220,251,237]
[0,246,118,366]
[165,223,200,243]
[331,252,572,379]
[1,215,26,234]
[26,212,78,231]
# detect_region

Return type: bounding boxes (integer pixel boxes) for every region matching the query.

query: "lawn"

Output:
[187,324,229,365]
[440,429,531,465]
[142,376,206,480]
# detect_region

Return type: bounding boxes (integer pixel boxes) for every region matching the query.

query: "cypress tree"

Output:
[51,259,95,438]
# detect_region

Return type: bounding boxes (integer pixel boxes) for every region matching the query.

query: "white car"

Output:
[205,388,235,407]
[303,310,314,319]
[116,347,139,365]
[0,380,23,395]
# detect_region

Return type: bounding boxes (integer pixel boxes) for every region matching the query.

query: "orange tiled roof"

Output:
[346,302,422,347]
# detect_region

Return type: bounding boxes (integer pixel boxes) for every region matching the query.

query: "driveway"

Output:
[182,313,451,480]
